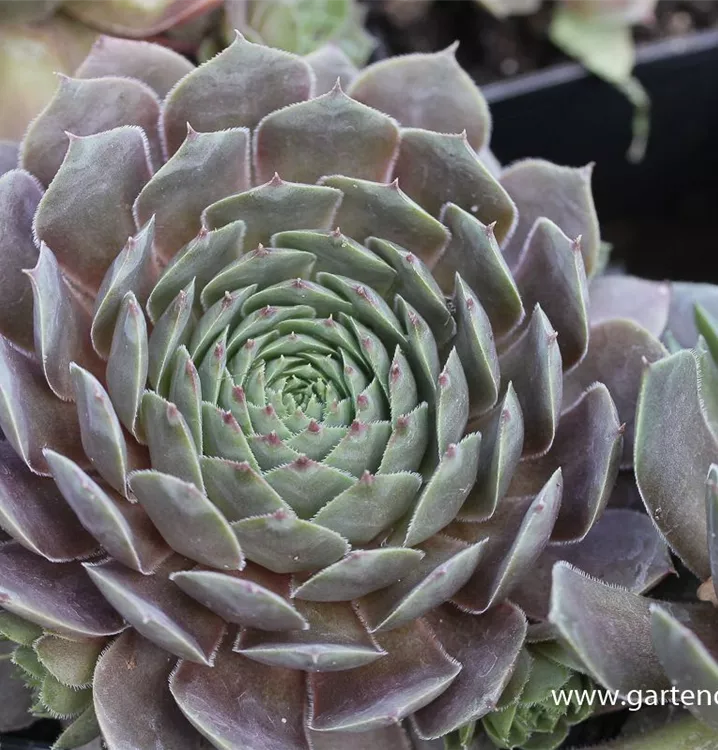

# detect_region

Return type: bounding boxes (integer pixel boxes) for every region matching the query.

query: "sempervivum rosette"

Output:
[0,33,671,750]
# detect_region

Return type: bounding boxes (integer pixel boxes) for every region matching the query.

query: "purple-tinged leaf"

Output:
[378,402,430,474]
[0,142,18,177]
[21,75,161,186]
[359,535,485,632]
[319,176,449,267]
[172,563,308,631]
[235,600,384,671]
[171,638,308,750]
[106,293,148,442]
[308,723,412,750]
[499,305,561,457]
[393,129,516,243]
[45,450,169,574]
[500,160,600,276]
[75,35,194,98]
[305,45,359,95]
[512,218,589,371]
[509,384,621,543]
[293,548,424,602]
[0,336,86,475]
[413,603,526,738]
[0,541,124,638]
[140,392,204,491]
[148,280,194,390]
[435,204,523,333]
[0,169,42,353]
[511,509,674,621]
[71,364,139,496]
[95,629,208,750]
[348,45,491,151]
[201,403,258,470]
[549,563,684,693]
[461,384,524,522]
[135,127,250,262]
[85,557,224,664]
[162,33,313,156]
[168,347,202,452]
[26,244,103,401]
[635,350,717,577]
[232,510,349,574]
[129,470,244,571]
[308,617,460,731]
[564,319,666,468]
[0,442,96,562]
[651,605,718,730]
[92,217,156,359]
[33,127,152,293]
[451,471,562,613]
[256,85,400,184]
[589,275,670,338]
[204,176,342,251]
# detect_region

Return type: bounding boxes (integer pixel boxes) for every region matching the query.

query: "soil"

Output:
[365,0,718,85]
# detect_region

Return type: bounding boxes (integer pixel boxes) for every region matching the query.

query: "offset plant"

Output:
[547,300,718,747]
[0,0,371,141]
[0,33,671,750]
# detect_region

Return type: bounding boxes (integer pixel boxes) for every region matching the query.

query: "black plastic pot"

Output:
[483,28,718,284]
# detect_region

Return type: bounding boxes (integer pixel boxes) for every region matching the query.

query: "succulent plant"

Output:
[0,30,673,750]
[0,0,372,142]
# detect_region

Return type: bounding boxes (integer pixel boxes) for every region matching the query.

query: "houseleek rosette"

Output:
[0,32,672,750]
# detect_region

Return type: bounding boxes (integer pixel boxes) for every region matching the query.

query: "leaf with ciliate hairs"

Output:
[292,548,425,602]
[33,127,152,293]
[172,563,308,631]
[450,471,562,614]
[413,603,526,739]
[129,470,244,571]
[140,392,204,491]
[635,350,718,577]
[235,599,385,671]
[106,293,148,442]
[75,35,194,98]
[85,557,225,664]
[348,45,491,152]
[20,75,162,186]
[91,217,156,359]
[204,176,343,251]
[35,634,106,688]
[319,176,449,268]
[0,169,42,353]
[512,217,589,371]
[392,129,516,244]
[162,33,314,156]
[171,638,308,750]
[435,348,469,455]
[549,563,692,694]
[26,244,102,401]
[95,630,209,750]
[564,318,666,468]
[0,542,124,638]
[461,384,524,522]
[651,605,718,730]
[509,383,621,543]
[45,450,169,574]
[588,274,670,338]
[358,535,485,633]
[500,160,600,276]
[308,618,461,732]
[304,45,359,95]
[510,509,674,621]
[135,127,250,262]
[255,85,400,184]
[0,442,96,562]
[0,336,86,475]
[308,724,413,750]
[499,305,562,457]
